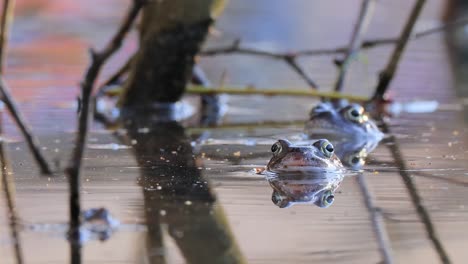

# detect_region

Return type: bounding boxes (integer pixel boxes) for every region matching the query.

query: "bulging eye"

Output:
[345,105,364,123]
[348,155,365,167]
[322,190,335,207]
[319,140,334,158]
[271,142,282,155]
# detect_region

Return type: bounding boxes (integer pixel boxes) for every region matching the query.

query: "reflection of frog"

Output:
[306,101,384,169]
[265,139,345,208]
[306,101,384,141]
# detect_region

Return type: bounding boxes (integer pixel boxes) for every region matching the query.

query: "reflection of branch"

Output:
[381,120,451,264]
[0,143,23,264]
[0,0,14,73]
[201,39,318,89]
[357,173,393,264]
[334,0,376,92]
[65,1,144,262]
[372,0,426,100]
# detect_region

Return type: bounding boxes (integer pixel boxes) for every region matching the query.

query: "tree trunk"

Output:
[120,0,220,108]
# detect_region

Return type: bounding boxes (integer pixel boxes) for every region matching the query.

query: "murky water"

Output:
[1,1,468,263]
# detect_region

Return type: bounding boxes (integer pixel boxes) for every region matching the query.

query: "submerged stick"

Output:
[65,1,144,262]
[334,0,376,92]
[357,173,394,264]
[381,121,451,264]
[372,0,427,100]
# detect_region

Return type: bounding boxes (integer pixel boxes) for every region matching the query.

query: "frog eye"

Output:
[272,191,292,208]
[315,190,335,208]
[318,140,334,158]
[271,142,283,155]
[345,105,364,123]
[348,155,365,167]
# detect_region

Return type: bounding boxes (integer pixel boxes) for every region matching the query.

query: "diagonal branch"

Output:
[334,0,376,92]
[371,0,427,100]
[0,0,51,175]
[201,39,319,89]
[0,0,15,74]
[65,1,145,262]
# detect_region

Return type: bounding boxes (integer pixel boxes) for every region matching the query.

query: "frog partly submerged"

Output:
[261,139,345,208]
[306,101,384,141]
[305,101,384,169]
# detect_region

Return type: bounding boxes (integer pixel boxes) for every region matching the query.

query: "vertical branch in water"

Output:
[357,173,393,264]
[0,113,23,264]
[65,1,144,263]
[372,0,426,100]
[334,0,376,92]
[380,121,451,264]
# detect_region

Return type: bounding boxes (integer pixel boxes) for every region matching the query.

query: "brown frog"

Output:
[264,139,345,208]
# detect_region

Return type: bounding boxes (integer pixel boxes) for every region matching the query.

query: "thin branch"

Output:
[362,17,468,48]
[380,120,451,264]
[372,0,427,100]
[0,78,52,174]
[357,173,394,264]
[201,17,468,59]
[65,0,144,262]
[334,0,376,92]
[0,0,52,174]
[201,39,319,89]
[0,0,15,74]
[186,85,368,101]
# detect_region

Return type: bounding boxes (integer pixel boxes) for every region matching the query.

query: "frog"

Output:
[305,101,384,141]
[305,101,384,170]
[263,139,345,208]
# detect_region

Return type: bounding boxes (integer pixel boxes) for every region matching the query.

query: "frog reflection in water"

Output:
[265,139,345,208]
[305,101,384,169]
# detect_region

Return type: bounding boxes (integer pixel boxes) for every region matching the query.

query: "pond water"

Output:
[1,1,467,264]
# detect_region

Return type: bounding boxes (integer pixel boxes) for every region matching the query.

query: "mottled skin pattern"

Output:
[267,139,343,173]
[265,139,344,208]
[305,101,384,169]
[306,101,384,141]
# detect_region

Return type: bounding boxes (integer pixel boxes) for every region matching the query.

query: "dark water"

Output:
[1,0,468,263]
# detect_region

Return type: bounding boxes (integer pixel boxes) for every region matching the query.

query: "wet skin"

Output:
[306,101,384,141]
[305,101,384,169]
[265,139,345,208]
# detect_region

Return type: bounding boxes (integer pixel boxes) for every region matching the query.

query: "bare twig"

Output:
[0,0,14,73]
[101,54,134,88]
[0,0,52,174]
[362,17,468,48]
[201,17,468,60]
[187,85,367,101]
[334,0,376,92]
[357,173,394,264]
[201,39,319,89]
[0,78,52,175]
[65,0,144,262]
[371,0,427,100]
[381,120,451,264]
